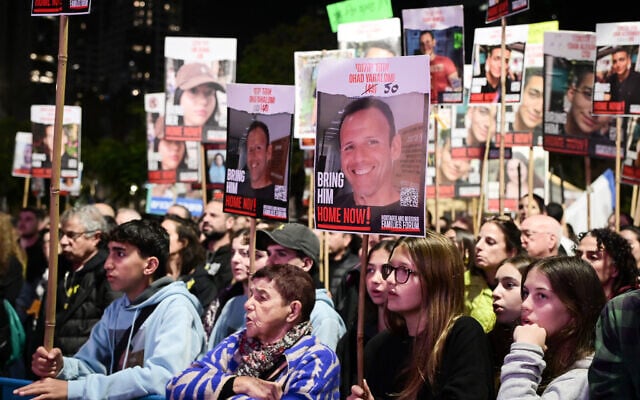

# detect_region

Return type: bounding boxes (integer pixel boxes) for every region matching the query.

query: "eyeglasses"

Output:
[381,263,415,284]
[59,230,96,240]
[574,249,604,262]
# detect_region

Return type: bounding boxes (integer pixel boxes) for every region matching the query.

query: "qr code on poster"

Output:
[274,185,286,202]
[400,187,418,207]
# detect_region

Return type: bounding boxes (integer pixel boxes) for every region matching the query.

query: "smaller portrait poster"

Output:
[30,104,81,179]
[12,131,33,178]
[294,49,355,139]
[337,17,402,58]
[164,37,236,143]
[314,55,429,236]
[486,0,529,24]
[620,117,640,184]
[542,31,618,159]
[485,146,548,213]
[426,105,482,199]
[402,5,464,104]
[145,93,201,184]
[223,83,294,221]
[32,0,91,16]
[593,22,640,116]
[60,162,82,196]
[146,182,204,218]
[469,24,527,104]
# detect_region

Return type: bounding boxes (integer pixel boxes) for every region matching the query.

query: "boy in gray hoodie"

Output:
[15,218,206,399]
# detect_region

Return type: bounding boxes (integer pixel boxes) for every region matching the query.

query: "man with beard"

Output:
[198,199,234,300]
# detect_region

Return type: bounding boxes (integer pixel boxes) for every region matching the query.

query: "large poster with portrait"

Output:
[314,56,429,236]
[402,5,464,105]
[30,104,81,179]
[469,24,527,104]
[337,17,402,58]
[164,37,236,143]
[145,93,201,184]
[542,31,618,158]
[223,83,294,221]
[593,22,640,117]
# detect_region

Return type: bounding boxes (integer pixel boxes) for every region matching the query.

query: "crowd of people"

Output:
[1,197,640,399]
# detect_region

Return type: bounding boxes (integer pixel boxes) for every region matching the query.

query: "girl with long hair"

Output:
[347,233,494,399]
[498,256,606,398]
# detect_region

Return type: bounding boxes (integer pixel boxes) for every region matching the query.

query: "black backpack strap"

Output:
[112,303,158,372]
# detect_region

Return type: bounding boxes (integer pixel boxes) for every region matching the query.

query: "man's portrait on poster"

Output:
[226,112,291,216]
[473,43,524,101]
[237,120,276,199]
[332,97,402,208]
[548,62,614,138]
[315,94,426,234]
[600,46,640,115]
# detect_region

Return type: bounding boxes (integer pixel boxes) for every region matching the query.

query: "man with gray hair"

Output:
[520,214,563,259]
[32,204,121,360]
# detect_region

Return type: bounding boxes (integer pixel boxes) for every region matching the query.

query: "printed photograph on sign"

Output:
[223,83,294,221]
[486,0,529,24]
[503,22,558,147]
[32,0,91,16]
[30,105,81,179]
[146,182,204,218]
[542,31,618,159]
[469,24,527,104]
[402,5,464,104]
[314,56,429,236]
[337,18,402,58]
[485,146,548,213]
[593,22,640,117]
[60,162,83,196]
[206,149,226,186]
[12,132,33,178]
[620,117,640,184]
[164,37,236,143]
[503,66,543,146]
[426,105,482,199]
[294,49,355,139]
[145,93,201,184]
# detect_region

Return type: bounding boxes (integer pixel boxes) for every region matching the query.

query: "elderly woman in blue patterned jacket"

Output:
[166,263,341,399]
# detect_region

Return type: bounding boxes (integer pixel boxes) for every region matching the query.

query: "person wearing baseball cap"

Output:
[174,62,224,127]
[256,223,346,351]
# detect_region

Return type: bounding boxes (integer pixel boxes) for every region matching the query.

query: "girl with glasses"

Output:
[347,233,494,400]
